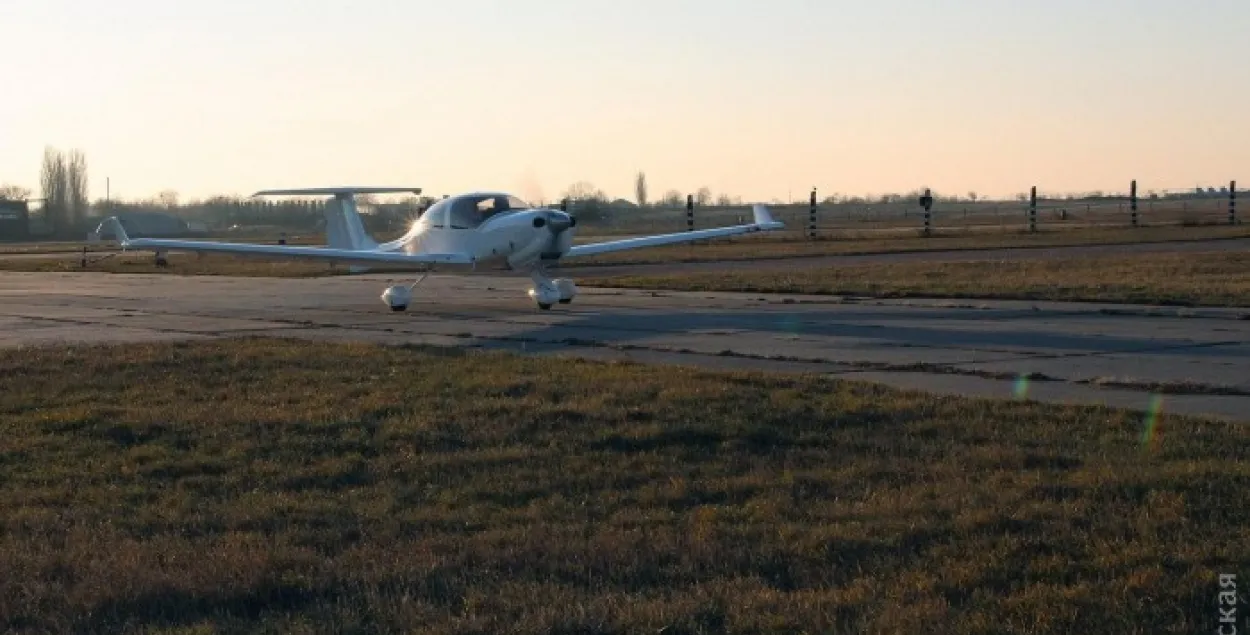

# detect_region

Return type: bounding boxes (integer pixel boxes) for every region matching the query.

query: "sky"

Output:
[2,0,1248,204]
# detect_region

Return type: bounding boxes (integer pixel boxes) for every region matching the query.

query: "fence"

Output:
[570,181,1243,238]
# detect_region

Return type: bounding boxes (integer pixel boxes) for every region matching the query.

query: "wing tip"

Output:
[752,203,778,226]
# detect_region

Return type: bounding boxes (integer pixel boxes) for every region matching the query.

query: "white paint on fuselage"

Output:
[379,208,574,269]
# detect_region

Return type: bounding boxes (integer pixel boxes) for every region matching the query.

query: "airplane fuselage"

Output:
[385,207,576,269]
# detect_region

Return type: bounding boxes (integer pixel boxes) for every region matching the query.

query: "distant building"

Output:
[94,211,194,238]
[0,199,31,241]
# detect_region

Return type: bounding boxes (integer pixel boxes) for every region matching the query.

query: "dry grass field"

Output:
[569,225,1250,267]
[1,338,1246,633]
[583,251,1250,308]
[3,224,1249,275]
[10,243,1244,308]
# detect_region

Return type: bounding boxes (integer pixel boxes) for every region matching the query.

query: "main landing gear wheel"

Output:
[380,272,430,311]
[382,285,412,311]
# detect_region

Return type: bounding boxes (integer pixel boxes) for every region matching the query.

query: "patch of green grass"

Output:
[0,338,1245,633]
[583,251,1250,307]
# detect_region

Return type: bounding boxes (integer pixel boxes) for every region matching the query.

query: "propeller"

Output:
[534,209,576,259]
[531,211,575,231]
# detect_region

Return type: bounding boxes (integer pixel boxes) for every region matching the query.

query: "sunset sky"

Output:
[2,0,1247,204]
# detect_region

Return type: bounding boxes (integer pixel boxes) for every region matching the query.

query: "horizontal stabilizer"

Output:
[253,187,422,198]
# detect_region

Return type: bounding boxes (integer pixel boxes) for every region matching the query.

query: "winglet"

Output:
[752,204,783,228]
[94,216,130,245]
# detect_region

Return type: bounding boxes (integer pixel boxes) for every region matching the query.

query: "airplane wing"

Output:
[563,204,784,259]
[94,217,473,266]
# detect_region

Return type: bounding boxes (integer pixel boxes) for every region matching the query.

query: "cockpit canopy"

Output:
[424,193,532,229]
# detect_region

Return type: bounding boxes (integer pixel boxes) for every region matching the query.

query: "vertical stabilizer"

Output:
[325,193,379,251]
[254,186,421,252]
[254,186,421,275]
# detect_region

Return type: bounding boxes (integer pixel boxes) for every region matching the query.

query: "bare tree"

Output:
[562,181,607,202]
[40,147,68,236]
[660,189,683,207]
[158,190,180,208]
[634,171,647,207]
[66,149,89,228]
[561,181,609,222]
[715,193,733,206]
[695,186,712,206]
[37,147,89,237]
[967,191,978,203]
[0,184,31,200]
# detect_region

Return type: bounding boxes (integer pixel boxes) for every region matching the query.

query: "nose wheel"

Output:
[528,266,577,310]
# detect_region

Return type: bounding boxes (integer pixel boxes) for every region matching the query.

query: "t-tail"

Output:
[253,187,423,251]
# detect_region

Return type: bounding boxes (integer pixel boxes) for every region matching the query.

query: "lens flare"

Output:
[1140,394,1165,452]
[776,315,801,335]
[1013,374,1031,399]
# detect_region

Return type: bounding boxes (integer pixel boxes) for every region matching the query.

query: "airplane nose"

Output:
[537,211,574,232]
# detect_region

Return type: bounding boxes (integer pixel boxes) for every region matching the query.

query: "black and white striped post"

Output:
[560,198,568,213]
[808,187,817,239]
[1130,180,1139,227]
[919,188,934,235]
[1230,181,1237,225]
[686,194,694,231]
[1029,186,1037,232]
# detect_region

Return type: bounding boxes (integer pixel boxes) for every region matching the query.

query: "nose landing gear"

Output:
[528,266,577,310]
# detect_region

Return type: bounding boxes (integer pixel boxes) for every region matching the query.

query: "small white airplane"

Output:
[93,187,784,311]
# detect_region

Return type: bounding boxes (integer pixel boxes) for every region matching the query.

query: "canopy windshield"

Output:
[425,194,530,229]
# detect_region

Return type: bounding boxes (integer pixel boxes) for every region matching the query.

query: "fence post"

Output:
[808,188,817,239]
[1029,186,1037,232]
[1130,179,1138,227]
[560,198,568,212]
[1231,181,1237,225]
[686,194,694,231]
[919,188,933,235]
